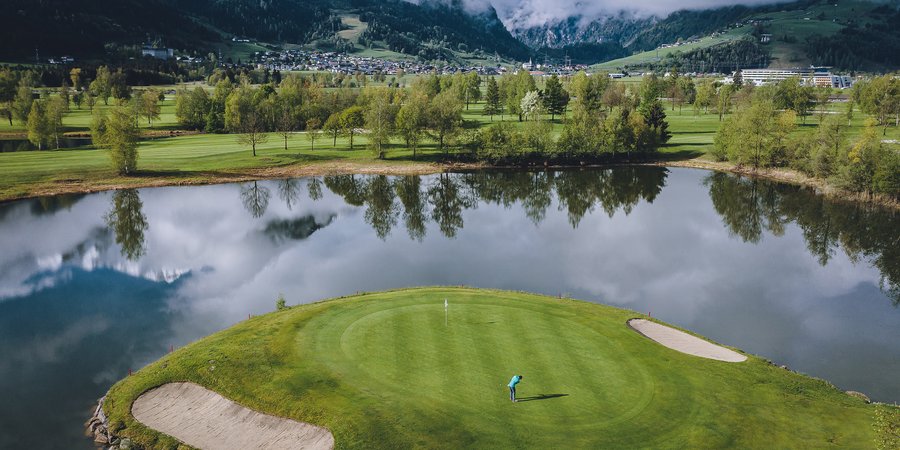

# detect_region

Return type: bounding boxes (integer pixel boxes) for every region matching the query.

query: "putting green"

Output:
[104,288,880,449]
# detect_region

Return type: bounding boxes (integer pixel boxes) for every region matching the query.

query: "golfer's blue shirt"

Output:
[508,376,522,388]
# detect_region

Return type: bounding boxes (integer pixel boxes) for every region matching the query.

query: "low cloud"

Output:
[411,0,788,29]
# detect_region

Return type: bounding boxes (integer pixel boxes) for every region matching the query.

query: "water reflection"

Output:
[240,181,271,218]
[0,167,897,449]
[105,190,148,261]
[706,172,899,305]
[321,168,668,240]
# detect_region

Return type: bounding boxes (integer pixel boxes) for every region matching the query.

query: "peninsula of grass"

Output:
[103,287,887,449]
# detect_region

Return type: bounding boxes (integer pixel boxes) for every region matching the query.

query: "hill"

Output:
[589,0,900,71]
[0,0,529,62]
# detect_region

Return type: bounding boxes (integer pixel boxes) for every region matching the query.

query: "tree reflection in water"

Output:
[324,168,669,240]
[240,181,271,218]
[705,172,899,305]
[105,189,149,261]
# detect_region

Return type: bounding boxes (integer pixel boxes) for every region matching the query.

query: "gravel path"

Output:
[132,382,334,450]
[628,319,747,362]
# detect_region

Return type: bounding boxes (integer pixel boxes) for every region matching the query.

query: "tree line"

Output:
[713,75,900,199]
[174,69,672,163]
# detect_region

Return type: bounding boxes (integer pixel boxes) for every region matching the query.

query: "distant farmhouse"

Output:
[142,46,173,60]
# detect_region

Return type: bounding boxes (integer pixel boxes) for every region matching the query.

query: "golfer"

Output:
[508,375,523,402]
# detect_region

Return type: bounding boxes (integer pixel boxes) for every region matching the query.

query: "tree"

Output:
[340,106,365,149]
[175,87,209,129]
[109,69,131,102]
[857,75,900,135]
[12,79,34,125]
[675,76,695,114]
[91,106,139,174]
[139,89,161,127]
[396,92,428,158]
[542,74,569,120]
[640,99,671,148]
[716,84,734,121]
[694,80,716,115]
[0,67,16,125]
[775,77,813,123]
[837,118,885,194]
[667,67,681,111]
[732,70,743,89]
[815,87,831,123]
[306,118,321,150]
[569,70,607,114]
[365,89,397,159]
[324,112,342,147]
[45,96,66,149]
[235,111,269,157]
[103,106,140,174]
[69,68,83,92]
[92,66,112,105]
[27,100,49,150]
[483,76,501,120]
[428,90,463,154]
[520,90,541,121]
[713,96,796,168]
[276,104,296,150]
[58,79,71,112]
[463,71,481,110]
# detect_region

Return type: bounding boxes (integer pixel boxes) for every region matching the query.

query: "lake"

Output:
[0,167,897,448]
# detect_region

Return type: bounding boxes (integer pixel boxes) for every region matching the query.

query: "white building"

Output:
[740,68,815,85]
[142,47,174,60]
[738,67,852,88]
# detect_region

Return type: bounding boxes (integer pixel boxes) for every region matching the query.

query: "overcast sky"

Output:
[409,0,788,29]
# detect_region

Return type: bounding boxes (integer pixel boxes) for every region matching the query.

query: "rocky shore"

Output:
[85,396,133,449]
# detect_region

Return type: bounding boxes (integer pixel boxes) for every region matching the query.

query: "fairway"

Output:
[103,288,880,449]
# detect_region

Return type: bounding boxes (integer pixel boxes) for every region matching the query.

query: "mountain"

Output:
[521,0,900,71]
[0,0,529,61]
[513,13,655,49]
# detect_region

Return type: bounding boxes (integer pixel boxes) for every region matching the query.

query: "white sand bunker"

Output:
[628,319,747,363]
[132,382,334,450]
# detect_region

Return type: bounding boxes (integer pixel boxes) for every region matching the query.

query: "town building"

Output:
[142,46,174,60]
[736,67,852,88]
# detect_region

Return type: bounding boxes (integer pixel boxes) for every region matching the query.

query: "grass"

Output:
[0,98,897,202]
[0,96,180,134]
[338,14,368,43]
[103,287,886,449]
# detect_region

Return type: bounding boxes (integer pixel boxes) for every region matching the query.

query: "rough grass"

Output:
[103,287,884,449]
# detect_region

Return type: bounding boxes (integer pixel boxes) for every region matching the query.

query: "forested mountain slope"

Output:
[0,0,528,61]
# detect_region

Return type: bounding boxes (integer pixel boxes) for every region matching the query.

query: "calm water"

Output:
[0,167,897,448]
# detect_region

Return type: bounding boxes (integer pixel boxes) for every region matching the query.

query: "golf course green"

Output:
[103,287,884,448]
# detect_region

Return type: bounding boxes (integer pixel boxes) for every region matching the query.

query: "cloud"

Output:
[411,0,788,29]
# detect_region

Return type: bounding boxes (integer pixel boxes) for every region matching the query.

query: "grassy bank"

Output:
[103,287,887,449]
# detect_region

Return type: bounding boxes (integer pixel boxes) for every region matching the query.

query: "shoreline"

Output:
[2,158,898,210]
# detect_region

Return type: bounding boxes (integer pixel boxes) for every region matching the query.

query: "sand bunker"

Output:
[132,382,334,449]
[628,319,747,363]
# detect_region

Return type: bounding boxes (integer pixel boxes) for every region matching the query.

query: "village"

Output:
[248,48,589,77]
